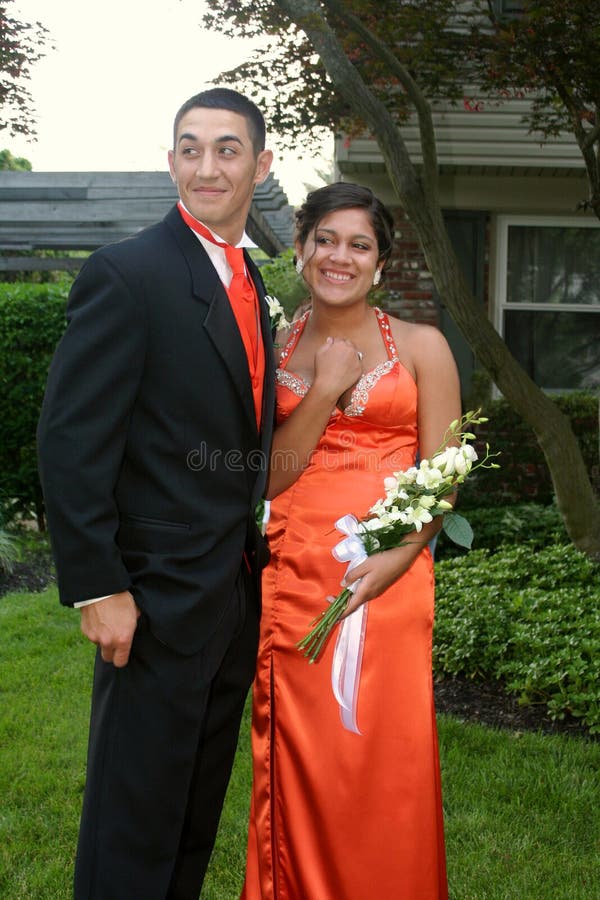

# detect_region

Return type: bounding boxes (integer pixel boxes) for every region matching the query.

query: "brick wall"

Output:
[380,211,440,326]
[380,208,493,327]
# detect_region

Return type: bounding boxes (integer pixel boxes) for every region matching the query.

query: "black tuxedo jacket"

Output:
[37,205,275,654]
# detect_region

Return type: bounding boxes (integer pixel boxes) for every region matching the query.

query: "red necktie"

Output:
[177,202,265,428]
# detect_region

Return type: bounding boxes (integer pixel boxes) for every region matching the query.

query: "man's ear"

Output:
[167,149,176,184]
[254,149,274,185]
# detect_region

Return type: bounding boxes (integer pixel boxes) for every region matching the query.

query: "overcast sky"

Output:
[9,0,331,205]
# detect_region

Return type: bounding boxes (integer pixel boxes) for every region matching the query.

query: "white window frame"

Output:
[492,0,526,15]
[493,213,600,333]
[493,214,600,392]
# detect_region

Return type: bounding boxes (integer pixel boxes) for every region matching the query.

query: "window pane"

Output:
[498,0,525,12]
[507,226,600,306]
[505,309,600,389]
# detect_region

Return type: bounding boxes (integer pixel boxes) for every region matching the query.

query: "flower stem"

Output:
[296,588,352,663]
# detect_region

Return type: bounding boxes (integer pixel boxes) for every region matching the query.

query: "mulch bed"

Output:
[1,557,595,742]
[434,677,596,742]
[0,552,55,596]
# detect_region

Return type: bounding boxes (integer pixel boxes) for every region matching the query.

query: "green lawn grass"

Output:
[1,588,599,899]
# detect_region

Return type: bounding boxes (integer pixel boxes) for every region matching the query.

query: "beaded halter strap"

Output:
[276,308,399,417]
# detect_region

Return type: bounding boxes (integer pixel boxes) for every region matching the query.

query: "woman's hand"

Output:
[265,337,363,499]
[338,541,428,617]
[312,337,363,404]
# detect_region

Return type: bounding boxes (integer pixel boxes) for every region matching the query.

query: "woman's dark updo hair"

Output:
[295,182,395,273]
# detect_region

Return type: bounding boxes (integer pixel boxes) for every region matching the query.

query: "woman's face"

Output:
[296,207,382,309]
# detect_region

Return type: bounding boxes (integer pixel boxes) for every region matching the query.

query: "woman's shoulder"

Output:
[386,314,449,350]
[385,316,455,380]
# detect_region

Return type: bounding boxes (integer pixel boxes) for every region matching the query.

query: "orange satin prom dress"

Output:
[242,309,448,899]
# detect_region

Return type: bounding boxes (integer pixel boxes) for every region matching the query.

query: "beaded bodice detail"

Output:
[276,307,400,418]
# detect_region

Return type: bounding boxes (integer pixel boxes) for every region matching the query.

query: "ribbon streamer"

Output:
[330,515,369,734]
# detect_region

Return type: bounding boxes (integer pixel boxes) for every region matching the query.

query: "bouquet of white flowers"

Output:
[297,410,499,666]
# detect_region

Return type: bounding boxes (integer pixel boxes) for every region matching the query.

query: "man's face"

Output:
[168,107,272,245]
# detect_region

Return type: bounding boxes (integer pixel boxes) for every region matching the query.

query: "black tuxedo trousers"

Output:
[75,566,259,900]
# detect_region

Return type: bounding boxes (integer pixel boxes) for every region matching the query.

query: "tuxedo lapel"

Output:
[164,206,257,434]
[245,252,276,428]
[246,253,276,503]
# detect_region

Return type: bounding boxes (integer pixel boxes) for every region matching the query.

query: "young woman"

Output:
[242,182,461,899]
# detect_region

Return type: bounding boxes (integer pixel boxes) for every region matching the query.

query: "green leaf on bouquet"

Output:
[442,511,473,549]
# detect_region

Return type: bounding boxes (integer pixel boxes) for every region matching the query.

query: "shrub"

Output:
[435,501,568,560]
[260,248,308,320]
[498,586,600,728]
[0,527,17,573]
[0,283,69,526]
[458,393,599,507]
[433,544,600,731]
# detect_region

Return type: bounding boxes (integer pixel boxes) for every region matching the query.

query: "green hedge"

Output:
[0,283,69,525]
[260,248,308,320]
[460,393,599,507]
[435,501,569,560]
[433,543,600,731]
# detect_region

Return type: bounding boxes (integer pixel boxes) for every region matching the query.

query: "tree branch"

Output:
[272,0,431,212]
[551,80,600,207]
[581,118,600,152]
[321,0,439,194]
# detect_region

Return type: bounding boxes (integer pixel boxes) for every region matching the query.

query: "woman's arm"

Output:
[342,325,461,615]
[266,337,362,499]
[413,324,462,462]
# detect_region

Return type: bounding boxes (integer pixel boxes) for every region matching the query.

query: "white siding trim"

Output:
[337,96,584,171]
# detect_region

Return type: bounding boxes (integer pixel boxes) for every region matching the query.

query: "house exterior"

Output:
[335,94,600,401]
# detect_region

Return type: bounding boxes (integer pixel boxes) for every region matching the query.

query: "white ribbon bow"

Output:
[330,514,369,735]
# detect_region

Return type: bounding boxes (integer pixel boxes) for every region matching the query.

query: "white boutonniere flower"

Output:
[265,295,290,331]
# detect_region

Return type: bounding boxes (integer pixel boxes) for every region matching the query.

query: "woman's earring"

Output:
[295,258,304,275]
[373,268,382,286]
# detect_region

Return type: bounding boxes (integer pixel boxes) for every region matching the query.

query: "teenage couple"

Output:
[38,87,459,899]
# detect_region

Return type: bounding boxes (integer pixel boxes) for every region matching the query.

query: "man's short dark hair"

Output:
[173,88,266,156]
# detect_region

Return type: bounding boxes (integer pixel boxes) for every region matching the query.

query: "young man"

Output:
[37,88,275,900]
